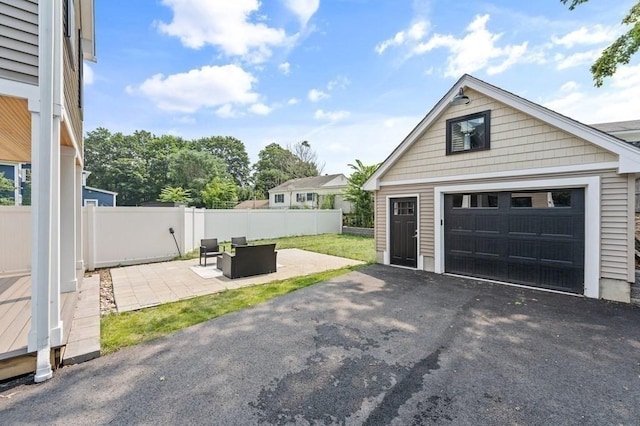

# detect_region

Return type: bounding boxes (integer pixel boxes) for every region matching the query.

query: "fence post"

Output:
[86,204,96,270]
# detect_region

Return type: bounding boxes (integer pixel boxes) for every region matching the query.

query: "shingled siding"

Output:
[380,88,617,184]
[0,0,39,85]
[375,169,632,283]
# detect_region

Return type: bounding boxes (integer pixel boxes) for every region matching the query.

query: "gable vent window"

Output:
[446,110,491,155]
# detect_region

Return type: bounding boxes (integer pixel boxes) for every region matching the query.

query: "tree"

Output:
[252,142,322,198]
[168,149,230,207]
[0,172,15,206]
[563,0,640,86]
[194,136,250,187]
[343,160,379,227]
[158,186,192,204]
[201,176,238,209]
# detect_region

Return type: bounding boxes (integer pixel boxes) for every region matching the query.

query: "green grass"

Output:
[180,233,376,263]
[102,233,374,354]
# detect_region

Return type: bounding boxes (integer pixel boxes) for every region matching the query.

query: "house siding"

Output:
[62,13,82,148]
[375,169,632,282]
[381,89,617,183]
[0,0,39,86]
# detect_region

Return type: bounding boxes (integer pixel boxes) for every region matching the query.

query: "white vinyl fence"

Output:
[0,206,342,273]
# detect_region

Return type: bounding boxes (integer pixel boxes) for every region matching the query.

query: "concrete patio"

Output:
[110,248,364,312]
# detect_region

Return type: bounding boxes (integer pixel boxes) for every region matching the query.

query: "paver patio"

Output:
[110,248,364,312]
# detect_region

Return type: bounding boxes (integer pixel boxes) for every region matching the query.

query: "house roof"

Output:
[363,74,640,191]
[269,174,346,192]
[234,199,270,209]
[84,186,118,196]
[590,119,640,134]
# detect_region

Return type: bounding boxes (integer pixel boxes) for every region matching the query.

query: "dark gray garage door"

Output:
[444,189,584,293]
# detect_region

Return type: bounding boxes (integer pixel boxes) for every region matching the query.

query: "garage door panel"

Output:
[445,188,584,294]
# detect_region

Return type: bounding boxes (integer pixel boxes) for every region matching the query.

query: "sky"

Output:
[84,0,640,176]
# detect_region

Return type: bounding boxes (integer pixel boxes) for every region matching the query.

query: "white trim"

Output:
[627,174,636,283]
[61,109,82,161]
[84,199,98,207]
[0,79,39,100]
[434,176,600,298]
[385,193,420,269]
[379,162,618,188]
[84,185,118,196]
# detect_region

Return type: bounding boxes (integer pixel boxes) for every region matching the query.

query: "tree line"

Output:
[83,128,324,207]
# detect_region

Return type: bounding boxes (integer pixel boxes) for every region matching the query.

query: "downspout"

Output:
[30,0,57,383]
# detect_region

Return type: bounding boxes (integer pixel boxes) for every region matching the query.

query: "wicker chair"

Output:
[199,238,222,267]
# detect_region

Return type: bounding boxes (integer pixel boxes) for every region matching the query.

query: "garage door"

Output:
[444,189,584,293]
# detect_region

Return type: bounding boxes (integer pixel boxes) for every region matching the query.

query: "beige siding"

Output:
[600,172,630,281]
[0,0,38,85]
[375,169,632,282]
[381,89,618,183]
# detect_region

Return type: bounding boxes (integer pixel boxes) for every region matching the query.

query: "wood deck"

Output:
[0,274,77,361]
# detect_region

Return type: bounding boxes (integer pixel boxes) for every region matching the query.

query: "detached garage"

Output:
[364,74,640,303]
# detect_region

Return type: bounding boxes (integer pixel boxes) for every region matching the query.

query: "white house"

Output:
[269,174,352,213]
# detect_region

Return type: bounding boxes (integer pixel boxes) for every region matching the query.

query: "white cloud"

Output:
[543,64,640,123]
[327,76,350,91]
[560,81,580,92]
[551,25,618,48]
[375,21,429,54]
[83,63,94,85]
[555,49,601,70]
[282,0,319,27]
[278,62,291,75]
[157,0,290,63]
[215,104,241,118]
[287,97,299,105]
[134,64,258,113]
[249,103,272,115]
[314,109,350,122]
[412,14,535,77]
[308,89,329,102]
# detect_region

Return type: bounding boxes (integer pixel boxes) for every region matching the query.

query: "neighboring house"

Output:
[364,74,640,304]
[0,0,96,381]
[234,199,269,209]
[82,171,117,206]
[590,120,640,211]
[268,174,352,213]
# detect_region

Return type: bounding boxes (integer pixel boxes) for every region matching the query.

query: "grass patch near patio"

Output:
[182,233,375,263]
[101,267,356,354]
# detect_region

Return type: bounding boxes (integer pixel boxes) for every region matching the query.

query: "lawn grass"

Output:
[102,233,374,354]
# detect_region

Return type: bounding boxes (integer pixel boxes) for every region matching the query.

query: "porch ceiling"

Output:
[0,95,75,163]
[0,96,30,162]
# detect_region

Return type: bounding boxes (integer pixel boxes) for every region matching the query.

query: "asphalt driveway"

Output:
[1,264,639,425]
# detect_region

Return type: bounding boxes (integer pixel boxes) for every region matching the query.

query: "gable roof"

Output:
[269,174,346,192]
[363,74,640,191]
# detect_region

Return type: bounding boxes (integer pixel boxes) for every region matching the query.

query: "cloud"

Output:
[411,14,535,77]
[287,98,299,105]
[282,0,319,27]
[327,76,350,91]
[308,89,329,102]
[83,63,94,85]
[554,49,601,70]
[215,104,241,118]
[249,103,272,115]
[375,21,429,54]
[543,64,640,123]
[560,81,580,92]
[278,62,291,75]
[551,25,618,48]
[314,109,350,122]
[134,64,258,113]
[157,0,290,63]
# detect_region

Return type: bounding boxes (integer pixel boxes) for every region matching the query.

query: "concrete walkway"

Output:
[110,248,364,312]
[62,274,101,365]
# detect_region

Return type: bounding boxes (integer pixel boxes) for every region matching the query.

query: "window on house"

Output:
[296,193,306,202]
[393,201,415,216]
[274,194,284,203]
[446,110,490,155]
[452,193,498,208]
[511,191,571,208]
[306,193,314,201]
